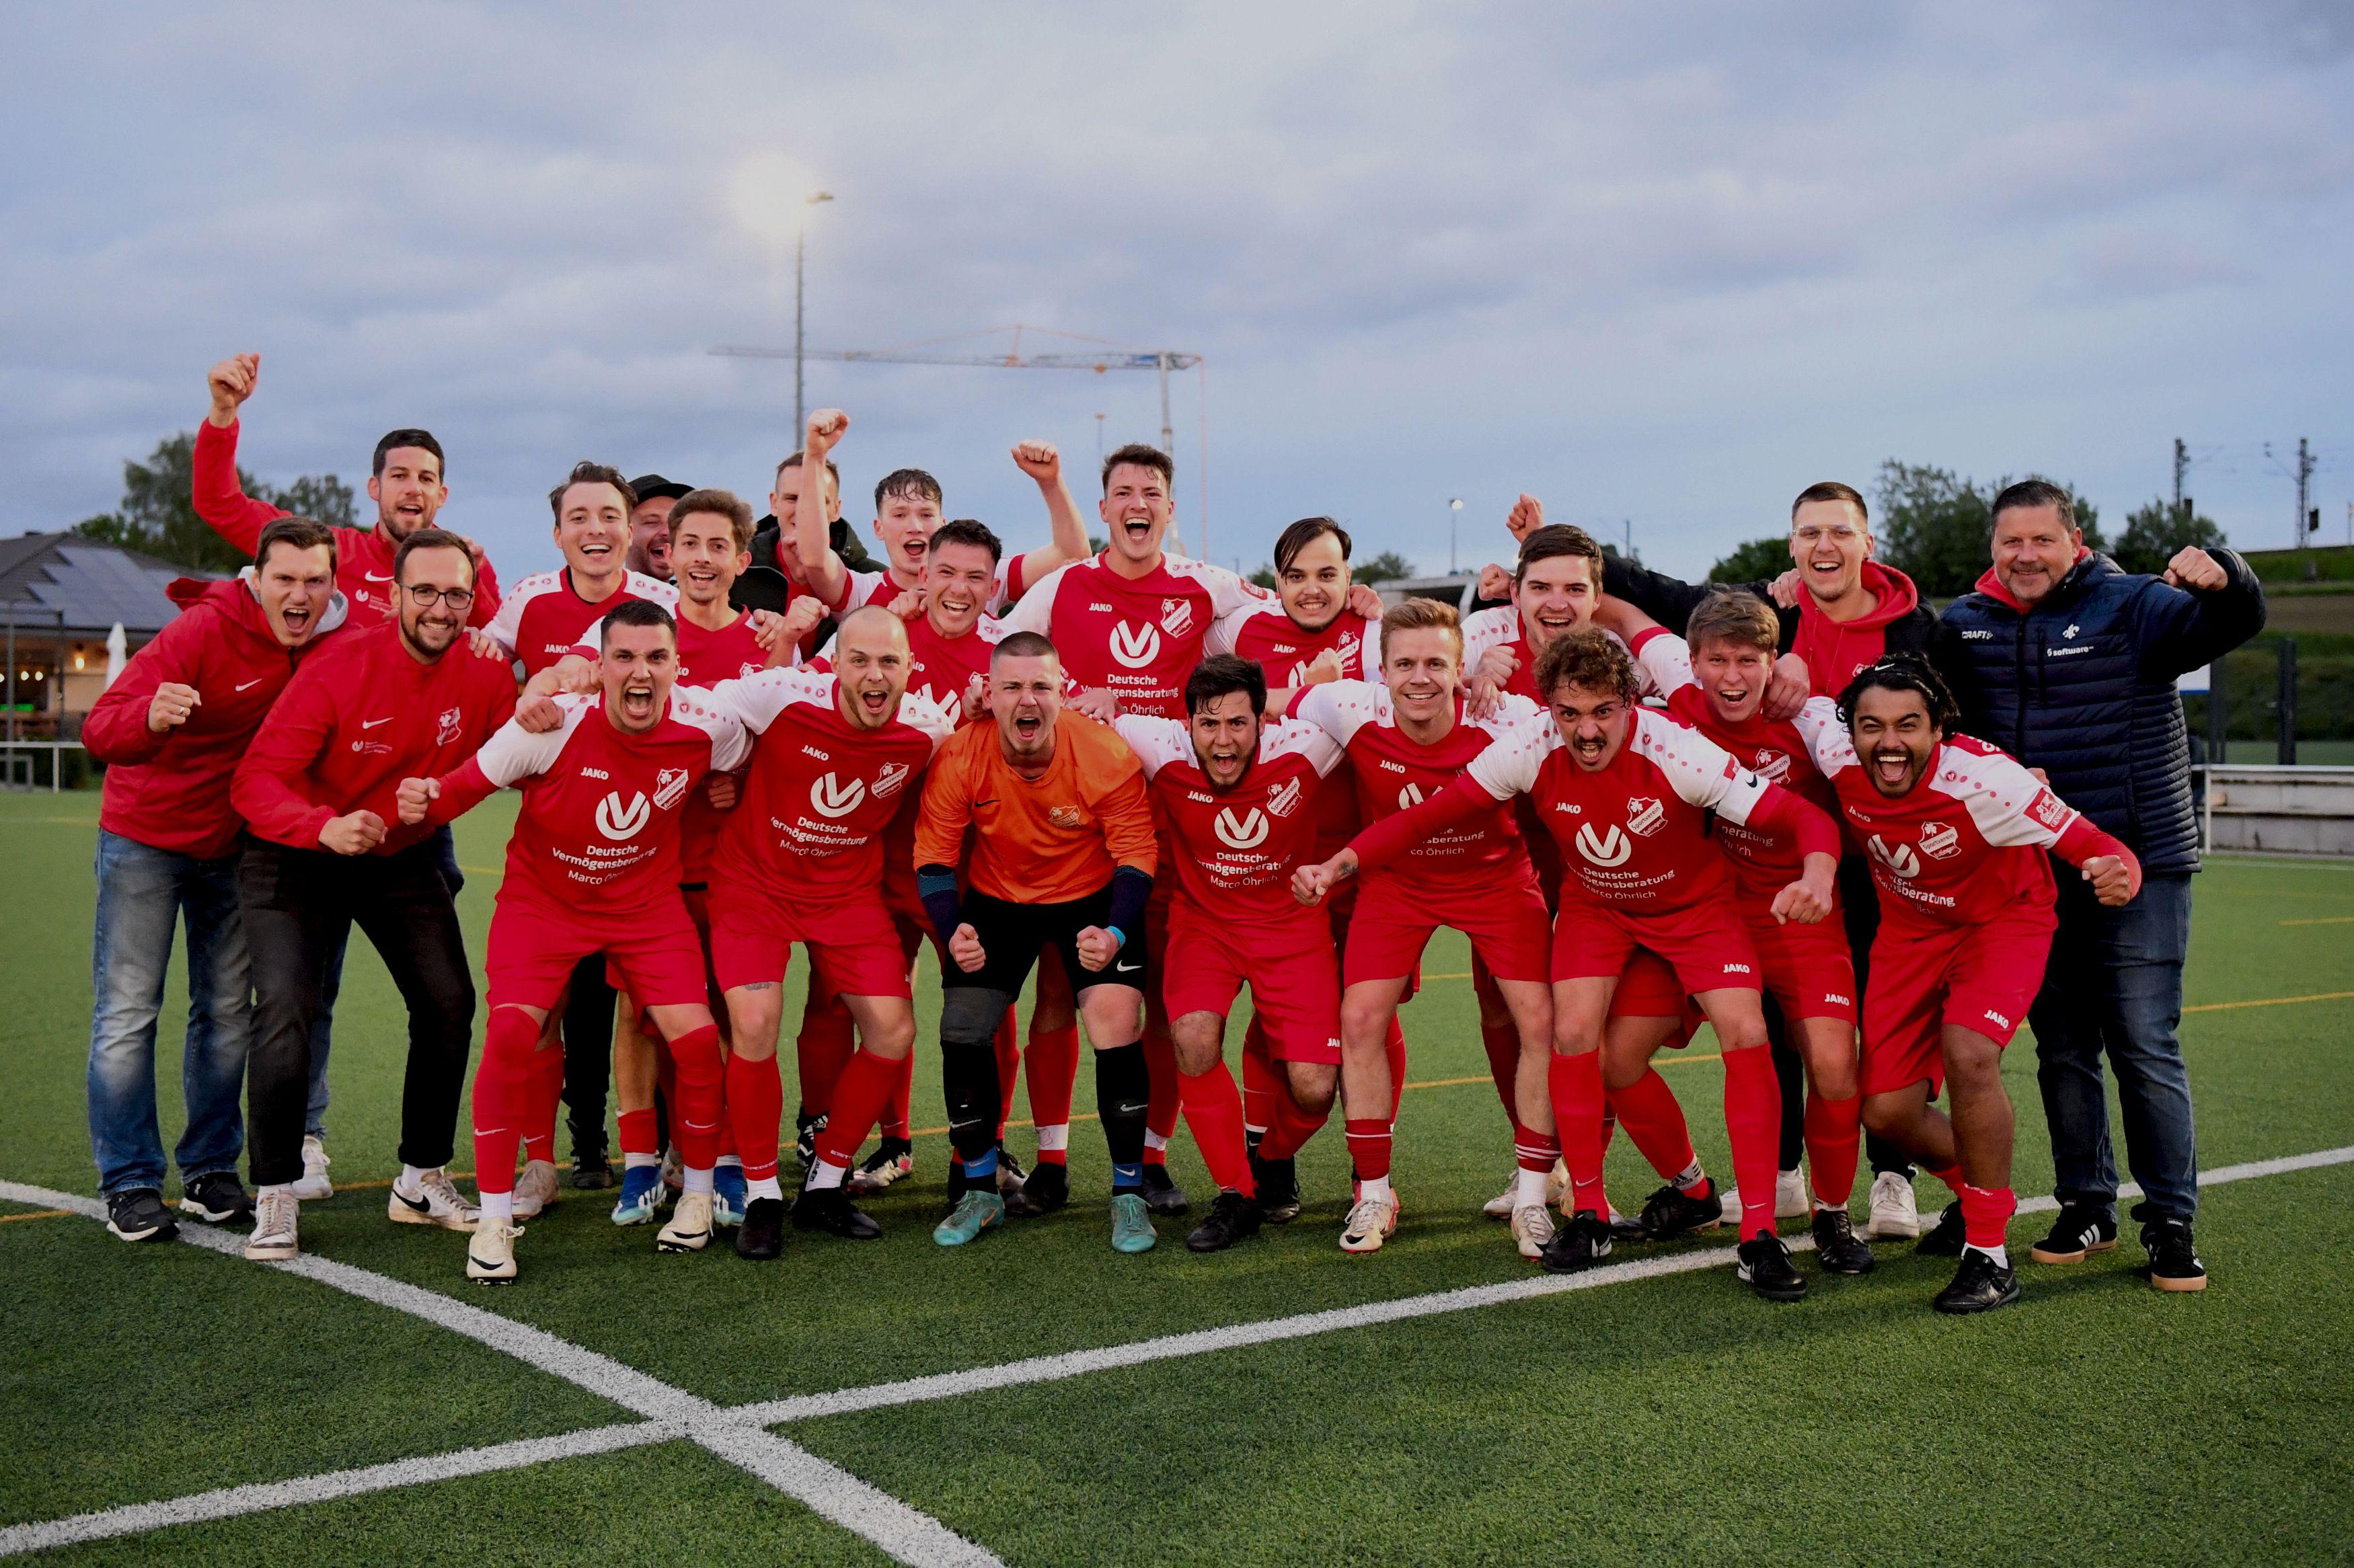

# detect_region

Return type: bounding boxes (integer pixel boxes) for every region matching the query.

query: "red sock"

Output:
[1024,1021,1079,1163]
[1343,1117,1392,1183]
[616,1107,658,1161]
[882,1052,913,1140]
[1926,1161,1964,1196]
[1259,1074,1330,1162]
[523,1039,565,1163]
[722,1051,784,1183]
[993,1011,1020,1142]
[1478,1016,1519,1124]
[1240,1018,1279,1134]
[665,1024,724,1171]
[654,1037,677,1144]
[1601,1111,1618,1155]
[471,1009,539,1196]
[1513,1120,1562,1174]
[1143,1025,1180,1149]
[1957,1181,2016,1250]
[794,994,854,1121]
[1720,1044,1782,1243]
[1606,1068,1696,1181]
[1548,1052,1607,1218]
[815,1050,903,1169]
[1803,1088,1862,1207]
[1385,1015,1408,1124]
[1178,1062,1255,1196]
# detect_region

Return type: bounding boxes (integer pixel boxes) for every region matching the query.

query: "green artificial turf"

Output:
[5,791,2351,1563]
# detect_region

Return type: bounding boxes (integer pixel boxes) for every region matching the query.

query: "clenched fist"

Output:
[206,353,260,425]
[147,681,200,734]
[1011,440,1061,483]
[806,408,849,457]
[395,777,440,826]
[949,922,987,974]
[318,810,387,856]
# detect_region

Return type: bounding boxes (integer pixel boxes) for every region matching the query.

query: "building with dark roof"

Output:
[0,532,222,738]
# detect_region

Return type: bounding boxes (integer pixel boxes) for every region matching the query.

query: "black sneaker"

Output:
[1185,1191,1265,1253]
[1736,1233,1809,1302]
[794,1113,827,1170]
[2141,1218,2208,1293]
[1638,1179,1724,1242]
[1810,1207,1876,1276]
[790,1185,882,1241]
[1933,1249,2020,1315]
[734,1197,785,1259]
[1005,1159,1068,1217]
[2028,1202,2118,1264]
[994,1146,1027,1196]
[570,1144,615,1191]
[178,1171,253,1224]
[1609,1209,1651,1243]
[1540,1210,1614,1274]
[106,1189,179,1243]
[1915,1202,1966,1257]
[1139,1163,1190,1216]
[1251,1154,1301,1224]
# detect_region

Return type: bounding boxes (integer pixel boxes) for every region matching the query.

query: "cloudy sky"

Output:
[7,2,2351,580]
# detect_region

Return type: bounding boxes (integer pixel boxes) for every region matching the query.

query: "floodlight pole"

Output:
[794,190,835,437]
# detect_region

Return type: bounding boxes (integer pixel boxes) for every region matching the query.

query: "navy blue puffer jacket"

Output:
[1930,549,2265,875]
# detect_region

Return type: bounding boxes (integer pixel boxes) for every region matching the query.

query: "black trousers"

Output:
[237,835,476,1188]
[561,953,615,1157]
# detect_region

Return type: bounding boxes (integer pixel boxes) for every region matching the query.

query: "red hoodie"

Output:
[1970,545,2093,615]
[85,577,350,859]
[1790,559,1923,698]
[231,620,518,855]
[192,419,503,629]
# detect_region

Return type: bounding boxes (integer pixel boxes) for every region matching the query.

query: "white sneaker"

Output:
[1340,1193,1400,1254]
[466,1217,521,1285]
[1548,1157,1569,1208]
[657,1189,714,1253]
[389,1168,480,1232]
[1862,1170,1921,1241]
[512,1159,562,1219]
[1718,1186,1744,1231]
[1511,1203,1557,1260]
[291,1136,334,1202]
[1482,1171,1518,1219]
[243,1189,299,1261]
[1776,1167,1809,1220]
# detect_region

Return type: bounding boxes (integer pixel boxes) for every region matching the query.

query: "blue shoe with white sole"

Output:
[611,1165,662,1226]
[712,1164,747,1228]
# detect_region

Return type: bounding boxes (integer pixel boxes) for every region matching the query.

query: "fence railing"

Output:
[0,740,87,792]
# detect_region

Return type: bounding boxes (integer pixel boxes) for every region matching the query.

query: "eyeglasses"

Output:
[405,585,476,611]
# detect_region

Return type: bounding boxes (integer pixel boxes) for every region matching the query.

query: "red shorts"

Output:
[1343,871,1550,987]
[1162,904,1342,1065]
[706,879,913,1001]
[1550,896,1763,994]
[1739,898,1858,1024]
[1861,904,2055,1097]
[488,892,709,1013]
[1327,878,1418,1001]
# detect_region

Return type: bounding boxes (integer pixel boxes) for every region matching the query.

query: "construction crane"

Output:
[710,325,1209,555]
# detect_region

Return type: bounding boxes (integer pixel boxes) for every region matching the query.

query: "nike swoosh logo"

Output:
[235,678,263,691]
[391,1189,430,1213]
[360,717,393,730]
[1113,962,1141,974]
[365,572,393,582]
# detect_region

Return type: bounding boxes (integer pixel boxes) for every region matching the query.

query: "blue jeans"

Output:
[86,830,252,1195]
[2028,871,2199,1223]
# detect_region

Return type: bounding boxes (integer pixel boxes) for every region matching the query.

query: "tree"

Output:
[74,430,354,572]
[1874,460,2104,597]
[1357,550,1415,584]
[2113,498,2226,576]
[1248,562,1279,590]
[1710,536,1792,584]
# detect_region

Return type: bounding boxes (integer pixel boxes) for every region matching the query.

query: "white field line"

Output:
[7,1142,2351,1558]
[0,1181,1003,1568]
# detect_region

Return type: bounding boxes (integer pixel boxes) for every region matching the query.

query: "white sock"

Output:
[806,1160,848,1191]
[1357,1174,1394,1206]
[1967,1241,2010,1269]
[1143,1128,1169,1154]
[1036,1124,1069,1154]
[258,1182,295,1200]
[683,1166,715,1195]
[623,1152,660,1170]
[480,1190,514,1222]
[1515,1167,1550,1209]
[717,1153,743,1171]
[748,1175,784,1202]
[1674,1161,1708,1195]
[397,1165,428,1193]
[1780,1167,1802,1180]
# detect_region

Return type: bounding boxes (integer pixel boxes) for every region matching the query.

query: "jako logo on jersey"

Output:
[1576,822,1632,867]
[872,762,911,799]
[1920,821,1961,860]
[1868,835,1920,878]
[1722,964,1751,974]
[810,773,866,818]
[581,767,609,780]
[1983,1009,2011,1029]
[1213,807,1269,851]
[435,706,462,746]
[1626,796,1665,837]
[1160,598,1194,637]
[1397,783,1425,810]
[596,791,650,840]
[653,769,690,812]
[1751,750,1791,782]
[1108,621,1162,668]
[1827,993,1851,1007]
[1265,777,1303,818]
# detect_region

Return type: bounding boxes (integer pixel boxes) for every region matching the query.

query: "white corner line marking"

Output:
[7,1142,2348,1558]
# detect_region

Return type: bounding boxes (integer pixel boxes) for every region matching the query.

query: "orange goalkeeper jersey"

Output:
[913,711,1157,903]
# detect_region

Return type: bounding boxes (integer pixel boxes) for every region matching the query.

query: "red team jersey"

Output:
[823,555,1045,621]
[673,611,775,880]
[1460,611,1650,705]
[1211,602,1377,857]
[486,567,679,677]
[1112,715,1345,925]
[1001,553,1265,718]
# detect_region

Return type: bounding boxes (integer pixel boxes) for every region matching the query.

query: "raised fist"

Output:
[1011,440,1061,483]
[806,408,849,456]
[1505,494,1545,543]
[318,810,387,856]
[207,353,260,422]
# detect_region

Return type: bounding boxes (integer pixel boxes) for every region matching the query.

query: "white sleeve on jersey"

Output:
[706,666,835,736]
[1470,691,1542,739]
[1111,713,1194,779]
[1936,742,2081,849]
[1464,708,1558,799]
[1289,678,1389,748]
[1627,627,1691,699]
[1460,606,1519,668]
[1170,557,1273,617]
[894,689,959,753]
[997,559,1073,637]
[1205,598,1262,659]
[1790,696,1856,777]
[828,566,892,612]
[575,573,685,654]
[482,570,556,659]
[473,696,589,787]
[667,685,751,772]
[1631,707,1770,826]
[1258,717,1345,777]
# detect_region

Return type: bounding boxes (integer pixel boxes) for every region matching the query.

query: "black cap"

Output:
[628,473,693,504]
